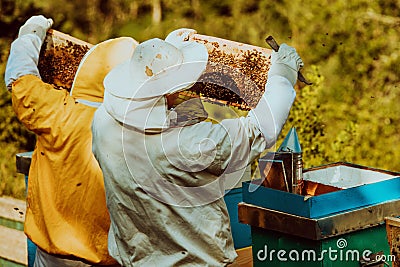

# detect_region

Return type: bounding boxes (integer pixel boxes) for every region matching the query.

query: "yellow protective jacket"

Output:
[11,37,137,264]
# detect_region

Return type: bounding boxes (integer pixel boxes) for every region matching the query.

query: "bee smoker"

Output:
[258,128,303,194]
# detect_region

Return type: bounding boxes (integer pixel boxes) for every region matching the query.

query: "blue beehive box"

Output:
[224,166,252,249]
[243,162,400,218]
[224,187,252,249]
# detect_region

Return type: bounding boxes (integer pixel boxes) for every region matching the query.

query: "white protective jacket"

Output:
[92,73,295,266]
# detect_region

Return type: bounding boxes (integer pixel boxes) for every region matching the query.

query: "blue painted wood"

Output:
[27,239,36,267]
[242,181,312,217]
[308,177,400,218]
[242,176,400,218]
[224,187,252,249]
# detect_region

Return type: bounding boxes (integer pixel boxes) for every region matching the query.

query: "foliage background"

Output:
[0,0,399,199]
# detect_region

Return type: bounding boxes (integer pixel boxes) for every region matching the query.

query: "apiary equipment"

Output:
[38,30,93,91]
[239,161,400,266]
[38,30,272,110]
[189,34,272,110]
[258,127,303,194]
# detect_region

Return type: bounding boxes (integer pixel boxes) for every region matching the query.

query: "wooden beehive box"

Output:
[243,162,400,218]
[38,30,272,109]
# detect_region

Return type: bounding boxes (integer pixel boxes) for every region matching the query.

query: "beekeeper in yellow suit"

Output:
[92,28,303,266]
[5,15,137,266]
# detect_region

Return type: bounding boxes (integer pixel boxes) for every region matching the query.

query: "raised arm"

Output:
[248,43,304,148]
[5,15,53,90]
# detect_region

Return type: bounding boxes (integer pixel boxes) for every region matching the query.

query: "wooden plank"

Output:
[0,225,27,266]
[239,200,400,240]
[235,246,253,267]
[0,258,26,267]
[238,202,320,240]
[386,216,400,228]
[0,197,26,223]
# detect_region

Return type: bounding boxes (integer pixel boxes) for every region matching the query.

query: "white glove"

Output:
[5,15,53,90]
[165,28,197,48]
[268,44,304,86]
[18,15,53,43]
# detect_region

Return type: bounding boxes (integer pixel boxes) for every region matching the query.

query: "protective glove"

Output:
[5,15,53,90]
[18,15,53,42]
[165,28,197,49]
[165,28,197,48]
[267,43,304,86]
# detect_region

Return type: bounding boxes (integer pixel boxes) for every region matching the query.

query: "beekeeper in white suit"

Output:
[92,28,303,266]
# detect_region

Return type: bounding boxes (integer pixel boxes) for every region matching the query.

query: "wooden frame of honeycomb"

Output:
[190,34,272,110]
[38,30,272,109]
[38,29,93,92]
